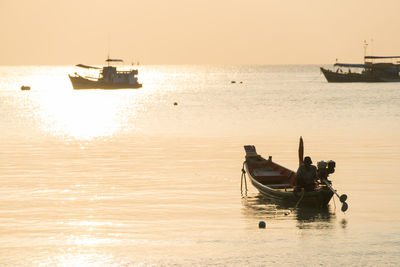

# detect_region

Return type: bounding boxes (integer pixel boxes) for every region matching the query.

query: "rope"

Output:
[295,190,305,208]
[241,161,248,196]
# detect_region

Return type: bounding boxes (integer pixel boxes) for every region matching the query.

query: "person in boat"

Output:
[296,156,317,191]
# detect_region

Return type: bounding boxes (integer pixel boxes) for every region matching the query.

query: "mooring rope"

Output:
[241,161,248,196]
[295,190,305,208]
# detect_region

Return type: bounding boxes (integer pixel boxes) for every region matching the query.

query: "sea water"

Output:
[0,65,399,266]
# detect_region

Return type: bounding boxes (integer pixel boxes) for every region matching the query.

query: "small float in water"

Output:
[20,85,30,91]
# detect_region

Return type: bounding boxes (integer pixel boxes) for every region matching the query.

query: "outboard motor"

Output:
[317,160,336,183]
[327,160,336,174]
[317,159,347,211]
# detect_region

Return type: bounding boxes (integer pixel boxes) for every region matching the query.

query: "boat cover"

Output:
[76,64,101,69]
[334,63,365,68]
[365,56,400,59]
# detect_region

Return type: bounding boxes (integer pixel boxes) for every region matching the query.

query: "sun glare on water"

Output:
[13,66,166,142]
[34,89,138,141]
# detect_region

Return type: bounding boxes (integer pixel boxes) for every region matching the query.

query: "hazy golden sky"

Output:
[1,0,400,65]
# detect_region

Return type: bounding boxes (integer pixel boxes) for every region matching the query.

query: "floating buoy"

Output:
[173,102,178,106]
[21,85,30,91]
[258,221,266,228]
[240,81,243,84]
[231,81,236,83]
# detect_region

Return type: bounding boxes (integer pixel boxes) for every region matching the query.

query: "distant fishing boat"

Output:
[321,56,400,82]
[69,58,142,89]
[241,138,348,210]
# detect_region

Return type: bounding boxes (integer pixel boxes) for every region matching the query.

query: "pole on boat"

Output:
[292,136,304,208]
[298,136,304,167]
[363,40,368,64]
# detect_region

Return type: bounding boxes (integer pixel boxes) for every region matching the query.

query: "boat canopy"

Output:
[365,56,400,59]
[76,64,101,69]
[334,63,365,68]
[105,59,123,62]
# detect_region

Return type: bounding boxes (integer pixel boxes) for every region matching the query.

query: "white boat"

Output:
[68,58,142,89]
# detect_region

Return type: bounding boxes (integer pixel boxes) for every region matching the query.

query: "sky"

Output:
[1,0,400,65]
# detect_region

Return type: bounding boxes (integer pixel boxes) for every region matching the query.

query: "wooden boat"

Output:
[242,144,334,208]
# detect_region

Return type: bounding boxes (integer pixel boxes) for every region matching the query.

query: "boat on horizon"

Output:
[68,58,142,89]
[241,138,348,210]
[320,56,400,82]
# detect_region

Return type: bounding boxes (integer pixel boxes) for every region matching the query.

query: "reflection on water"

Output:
[33,91,139,141]
[0,65,399,266]
[242,194,292,218]
[295,206,334,229]
[37,251,117,267]
[340,218,348,229]
[242,193,336,229]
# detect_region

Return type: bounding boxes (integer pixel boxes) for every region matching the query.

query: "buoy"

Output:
[231,81,236,83]
[258,221,266,228]
[173,102,178,106]
[21,85,30,91]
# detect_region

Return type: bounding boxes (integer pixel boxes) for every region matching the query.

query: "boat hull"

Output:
[320,67,400,83]
[320,67,381,82]
[244,161,333,208]
[69,75,142,89]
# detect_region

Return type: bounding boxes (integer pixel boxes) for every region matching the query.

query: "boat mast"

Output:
[363,40,368,64]
[107,34,111,67]
[370,38,374,59]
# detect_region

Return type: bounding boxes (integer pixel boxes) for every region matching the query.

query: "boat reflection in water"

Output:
[242,194,336,229]
[295,205,334,229]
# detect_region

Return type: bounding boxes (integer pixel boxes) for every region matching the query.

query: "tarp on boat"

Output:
[365,56,400,59]
[105,59,123,62]
[334,63,365,68]
[76,64,101,69]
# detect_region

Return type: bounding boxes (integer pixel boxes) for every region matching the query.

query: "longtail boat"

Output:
[241,138,348,210]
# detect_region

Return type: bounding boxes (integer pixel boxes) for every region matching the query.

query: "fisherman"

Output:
[296,156,317,191]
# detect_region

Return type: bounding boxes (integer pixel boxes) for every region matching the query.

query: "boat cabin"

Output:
[101,66,139,85]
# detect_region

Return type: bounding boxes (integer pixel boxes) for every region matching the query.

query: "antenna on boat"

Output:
[363,40,368,64]
[107,34,111,66]
[370,38,374,60]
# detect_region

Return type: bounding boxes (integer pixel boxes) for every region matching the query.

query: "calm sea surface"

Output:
[0,65,399,266]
